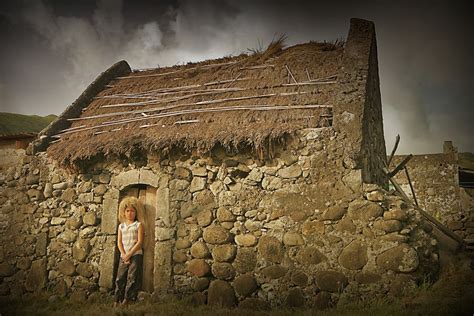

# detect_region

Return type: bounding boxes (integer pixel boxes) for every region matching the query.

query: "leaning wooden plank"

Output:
[404,166,419,206]
[57,104,333,135]
[383,167,464,246]
[388,154,413,178]
[387,134,401,167]
[241,64,275,70]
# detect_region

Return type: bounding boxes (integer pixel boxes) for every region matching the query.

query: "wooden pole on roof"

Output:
[285,65,298,84]
[387,154,413,177]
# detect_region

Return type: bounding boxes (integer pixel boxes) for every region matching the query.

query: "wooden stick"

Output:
[387,134,400,167]
[305,68,311,81]
[173,119,200,125]
[57,104,333,135]
[115,61,239,79]
[383,167,464,246]
[241,64,275,70]
[285,65,298,84]
[282,81,337,86]
[72,91,312,120]
[310,74,338,82]
[404,166,419,207]
[388,154,413,178]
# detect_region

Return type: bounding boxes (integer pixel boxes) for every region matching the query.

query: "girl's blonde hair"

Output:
[118,196,144,224]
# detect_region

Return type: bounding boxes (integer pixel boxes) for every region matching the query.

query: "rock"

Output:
[173,250,188,263]
[313,291,331,310]
[196,210,213,227]
[218,191,237,207]
[180,201,197,219]
[233,274,257,297]
[335,218,356,233]
[78,193,93,203]
[36,232,48,256]
[321,205,347,221]
[235,234,257,247]
[216,207,235,222]
[58,260,76,276]
[261,176,282,191]
[296,247,326,265]
[278,165,302,179]
[190,241,210,258]
[83,212,97,226]
[51,217,66,225]
[258,236,283,263]
[203,225,230,244]
[347,199,383,222]
[239,298,271,310]
[190,177,206,193]
[212,262,235,280]
[76,263,93,278]
[233,248,257,273]
[72,239,91,262]
[389,274,417,298]
[26,174,40,185]
[376,244,419,272]
[0,263,15,276]
[25,258,47,292]
[208,280,236,308]
[59,229,78,242]
[171,179,190,191]
[79,227,96,239]
[66,216,82,230]
[314,271,348,292]
[366,190,385,202]
[43,183,53,198]
[373,219,402,233]
[210,181,224,196]
[291,270,308,286]
[192,277,210,291]
[175,239,191,250]
[302,220,325,235]
[245,169,263,184]
[338,241,367,270]
[61,188,76,203]
[355,272,381,284]
[212,244,236,262]
[174,167,191,180]
[384,209,407,221]
[261,265,288,279]
[17,257,32,270]
[93,184,107,195]
[192,166,207,177]
[285,287,305,307]
[283,232,304,246]
[187,259,210,277]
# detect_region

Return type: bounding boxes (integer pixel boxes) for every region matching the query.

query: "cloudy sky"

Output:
[0,0,472,154]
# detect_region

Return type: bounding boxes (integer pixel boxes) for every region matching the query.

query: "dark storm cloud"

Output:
[0,0,472,153]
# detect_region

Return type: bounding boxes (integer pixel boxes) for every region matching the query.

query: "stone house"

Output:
[0,19,440,307]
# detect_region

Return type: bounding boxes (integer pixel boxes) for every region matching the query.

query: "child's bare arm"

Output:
[117,228,126,258]
[123,223,144,261]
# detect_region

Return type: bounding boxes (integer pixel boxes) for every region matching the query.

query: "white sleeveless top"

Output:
[119,221,143,256]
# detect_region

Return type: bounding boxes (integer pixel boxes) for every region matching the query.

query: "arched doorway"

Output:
[118,184,156,292]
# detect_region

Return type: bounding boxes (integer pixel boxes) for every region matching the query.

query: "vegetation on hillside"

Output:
[0,112,57,135]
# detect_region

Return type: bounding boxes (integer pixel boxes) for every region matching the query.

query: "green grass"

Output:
[459,152,474,170]
[0,112,57,135]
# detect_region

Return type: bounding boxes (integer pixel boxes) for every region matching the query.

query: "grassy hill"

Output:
[459,152,474,170]
[0,112,57,135]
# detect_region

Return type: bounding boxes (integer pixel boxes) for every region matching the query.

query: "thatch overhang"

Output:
[38,39,346,167]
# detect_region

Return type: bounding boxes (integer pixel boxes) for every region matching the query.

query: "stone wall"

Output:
[0,127,439,307]
[392,152,474,243]
[333,18,387,186]
[0,149,25,171]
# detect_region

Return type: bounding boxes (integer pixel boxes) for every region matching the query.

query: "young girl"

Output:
[115,196,144,306]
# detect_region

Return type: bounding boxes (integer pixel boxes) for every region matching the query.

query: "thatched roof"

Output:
[44,40,344,166]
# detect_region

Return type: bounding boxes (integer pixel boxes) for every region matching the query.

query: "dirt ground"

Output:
[1,254,473,316]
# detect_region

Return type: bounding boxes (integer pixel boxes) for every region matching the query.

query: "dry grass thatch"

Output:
[47,41,344,167]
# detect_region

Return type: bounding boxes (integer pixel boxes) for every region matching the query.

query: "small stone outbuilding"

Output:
[0,19,440,307]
